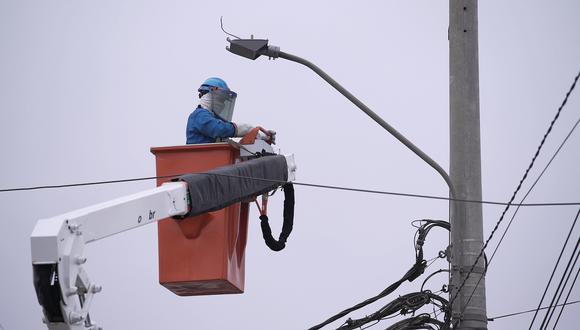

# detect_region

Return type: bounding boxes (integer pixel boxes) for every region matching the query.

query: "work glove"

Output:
[258,130,276,144]
[236,123,276,144]
[235,123,254,137]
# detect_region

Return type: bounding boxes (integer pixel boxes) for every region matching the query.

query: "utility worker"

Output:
[186,77,275,144]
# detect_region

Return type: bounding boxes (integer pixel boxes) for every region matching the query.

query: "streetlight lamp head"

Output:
[226,38,280,60]
[226,38,269,60]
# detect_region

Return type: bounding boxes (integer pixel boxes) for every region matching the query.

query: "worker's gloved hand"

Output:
[235,123,254,137]
[266,130,276,144]
[258,130,276,144]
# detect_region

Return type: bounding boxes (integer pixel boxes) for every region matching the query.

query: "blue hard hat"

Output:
[198,77,230,93]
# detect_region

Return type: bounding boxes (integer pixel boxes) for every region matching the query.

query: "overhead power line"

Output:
[537,237,580,330]
[0,175,178,192]
[490,115,580,265]
[552,267,580,329]
[529,209,579,329]
[450,69,580,313]
[291,182,578,207]
[487,300,580,321]
[458,112,580,322]
[0,174,578,207]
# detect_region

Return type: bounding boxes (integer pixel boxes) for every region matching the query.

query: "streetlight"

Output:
[226,37,456,197]
[227,36,469,328]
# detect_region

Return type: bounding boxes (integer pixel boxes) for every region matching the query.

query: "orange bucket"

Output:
[151,143,249,296]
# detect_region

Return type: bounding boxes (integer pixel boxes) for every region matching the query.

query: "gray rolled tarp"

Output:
[176,155,288,218]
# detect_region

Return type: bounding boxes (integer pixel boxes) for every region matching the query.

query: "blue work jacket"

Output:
[186,106,236,144]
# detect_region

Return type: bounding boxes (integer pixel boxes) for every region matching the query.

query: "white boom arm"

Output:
[31,182,189,330]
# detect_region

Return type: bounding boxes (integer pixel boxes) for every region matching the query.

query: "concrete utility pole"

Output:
[449,1,487,329]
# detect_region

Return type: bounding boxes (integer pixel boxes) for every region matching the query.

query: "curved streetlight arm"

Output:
[225,38,455,197]
[228,37,459,321]
[274,49,456,197]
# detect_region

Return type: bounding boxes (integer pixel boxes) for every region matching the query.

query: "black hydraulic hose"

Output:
[260,183,295,251]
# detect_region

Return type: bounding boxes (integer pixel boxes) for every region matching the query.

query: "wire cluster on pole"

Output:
[336,292,450,330]
[308,219,452,329]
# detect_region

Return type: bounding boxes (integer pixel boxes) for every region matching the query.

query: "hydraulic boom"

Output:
[31,152,296,330]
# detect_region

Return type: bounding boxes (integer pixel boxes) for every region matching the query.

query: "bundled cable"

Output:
[386,313,449,330]
[308,219,450,330]
[413,220,450,272]
[259,183,295,251]
[337,292,450,330]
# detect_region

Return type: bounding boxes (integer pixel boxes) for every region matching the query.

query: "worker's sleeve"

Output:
[194,109,236,139]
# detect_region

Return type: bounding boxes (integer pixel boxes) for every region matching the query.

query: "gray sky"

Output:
[1,1,579,329]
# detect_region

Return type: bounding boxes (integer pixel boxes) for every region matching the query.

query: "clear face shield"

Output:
[207,88,237,121]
